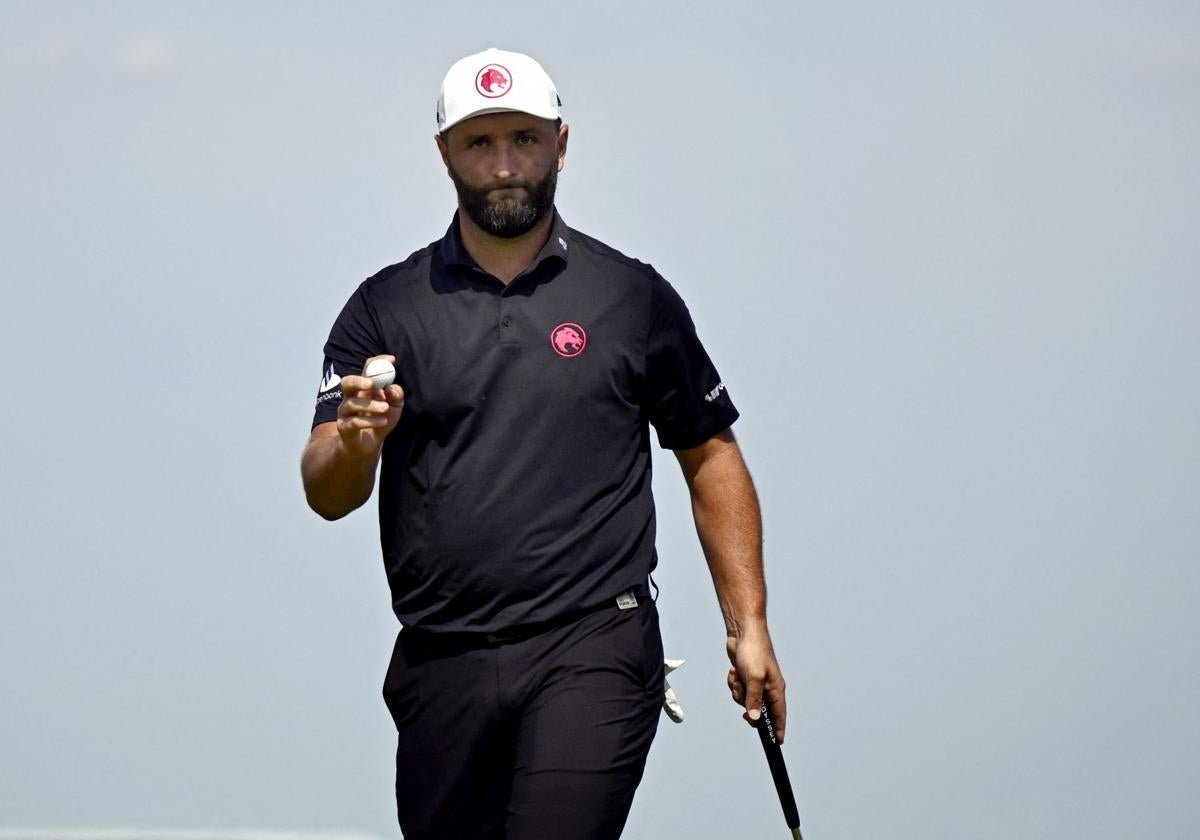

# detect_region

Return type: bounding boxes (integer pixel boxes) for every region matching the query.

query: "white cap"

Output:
[436,47,563,133]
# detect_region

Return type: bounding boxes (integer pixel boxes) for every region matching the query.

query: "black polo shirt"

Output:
[312,211,738,633]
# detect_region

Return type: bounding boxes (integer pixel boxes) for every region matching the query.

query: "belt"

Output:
[402,585,652,651]
[482,585,652,644]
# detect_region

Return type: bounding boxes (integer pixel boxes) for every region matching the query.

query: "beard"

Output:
[449,160,558,239]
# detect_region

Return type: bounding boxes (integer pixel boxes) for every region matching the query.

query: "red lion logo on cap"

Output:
[476,64,511,98]
[551,323,587,358]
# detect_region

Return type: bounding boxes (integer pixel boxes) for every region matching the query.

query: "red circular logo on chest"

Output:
[550,323,587,358]
[475,64,511,98]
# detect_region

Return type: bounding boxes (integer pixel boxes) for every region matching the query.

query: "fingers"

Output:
[765,680,788,743]
[337,412,389,429]
[340,394,391,412]
[383,383,406,406]
[337,376,397,440]
[727,666,745,706]
[338,392,391,421]
[338,377,404,413]
[342,370,405,405]
[338,374,378,397]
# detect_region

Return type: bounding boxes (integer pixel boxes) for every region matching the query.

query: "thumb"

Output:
[744,674,764,723]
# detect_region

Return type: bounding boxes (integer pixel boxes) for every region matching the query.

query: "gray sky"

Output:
[2,2,1198,838]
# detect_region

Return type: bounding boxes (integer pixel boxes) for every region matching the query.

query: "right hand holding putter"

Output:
[336,354,405,457]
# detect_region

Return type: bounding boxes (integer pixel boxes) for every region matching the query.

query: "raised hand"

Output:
[336,354,405,458]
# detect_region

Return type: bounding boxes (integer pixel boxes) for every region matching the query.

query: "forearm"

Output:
[678,431,787,735]
[301,434,381,520]
[686,443,767,638]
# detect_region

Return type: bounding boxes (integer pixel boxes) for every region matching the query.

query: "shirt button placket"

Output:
[499,297,517,345]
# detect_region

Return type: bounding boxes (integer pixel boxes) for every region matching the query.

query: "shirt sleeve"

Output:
[644,273,739,449]
[310,283,385,430]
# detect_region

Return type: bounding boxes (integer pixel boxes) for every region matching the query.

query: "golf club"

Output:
[756,701,803,840]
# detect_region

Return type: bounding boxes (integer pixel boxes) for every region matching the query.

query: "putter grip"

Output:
[757,703,801,832]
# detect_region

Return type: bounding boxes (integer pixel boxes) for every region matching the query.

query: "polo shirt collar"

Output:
[439,210,571,274]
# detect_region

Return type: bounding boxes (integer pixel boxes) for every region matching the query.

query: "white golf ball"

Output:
[364,358,396,389]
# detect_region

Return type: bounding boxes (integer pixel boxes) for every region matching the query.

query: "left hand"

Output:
[726,625,788,742]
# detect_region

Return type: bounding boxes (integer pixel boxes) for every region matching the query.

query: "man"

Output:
[301,48,787,840]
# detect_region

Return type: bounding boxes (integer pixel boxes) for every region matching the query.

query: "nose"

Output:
[493,142,518,181]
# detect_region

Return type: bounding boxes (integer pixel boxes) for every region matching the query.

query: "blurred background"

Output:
[2,1,1197,838]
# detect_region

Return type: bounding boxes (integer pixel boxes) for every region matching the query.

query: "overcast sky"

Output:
[2,2,1198,839]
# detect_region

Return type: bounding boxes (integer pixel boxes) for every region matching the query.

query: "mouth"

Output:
[488,186,527,198]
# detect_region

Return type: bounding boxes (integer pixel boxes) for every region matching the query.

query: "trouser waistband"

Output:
[408,585,653,648]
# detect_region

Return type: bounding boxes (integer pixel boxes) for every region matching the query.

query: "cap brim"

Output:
[441,105,561,133]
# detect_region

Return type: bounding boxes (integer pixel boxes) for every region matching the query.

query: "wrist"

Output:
[726,615,769,640]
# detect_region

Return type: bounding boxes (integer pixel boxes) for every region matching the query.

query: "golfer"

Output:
[301,47,788,840]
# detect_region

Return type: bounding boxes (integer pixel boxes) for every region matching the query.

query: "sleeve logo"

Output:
[703,382,727,402]
[316,362,344,405]
[318,362,341,393]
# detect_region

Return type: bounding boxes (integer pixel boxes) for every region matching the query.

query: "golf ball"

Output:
[364,358,396,389]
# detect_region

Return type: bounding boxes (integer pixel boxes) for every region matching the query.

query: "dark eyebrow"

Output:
[457,124,550,146]
[458,130,489,145]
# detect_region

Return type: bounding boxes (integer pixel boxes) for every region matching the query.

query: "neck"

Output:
[457,209,554,285]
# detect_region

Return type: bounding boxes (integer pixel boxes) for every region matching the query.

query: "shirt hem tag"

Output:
[616,591,639,610]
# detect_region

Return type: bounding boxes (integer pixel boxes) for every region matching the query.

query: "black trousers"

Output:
[382,599,665,840]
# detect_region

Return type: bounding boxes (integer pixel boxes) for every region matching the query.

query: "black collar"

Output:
[439,210,572,276]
